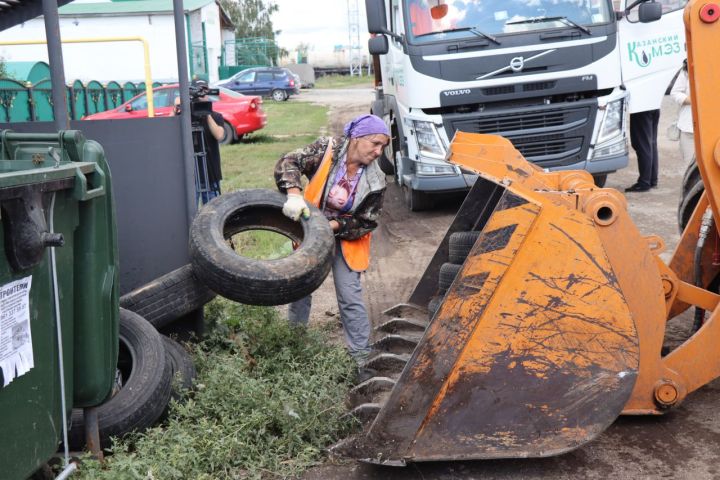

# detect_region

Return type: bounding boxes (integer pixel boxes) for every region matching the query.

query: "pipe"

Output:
[49,192,73,470]
[0,37,155,117]
[172,0,198,224]
[41,0,69,130]
[54,462,78,480]
[693,208,715,332]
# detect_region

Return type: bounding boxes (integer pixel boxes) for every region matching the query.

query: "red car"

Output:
[84,84,267,144]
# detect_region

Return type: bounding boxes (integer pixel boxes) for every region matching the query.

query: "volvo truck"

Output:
[366,0,687,210]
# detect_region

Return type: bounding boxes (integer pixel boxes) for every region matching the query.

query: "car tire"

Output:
[272,89,288,102]
[67,308,173,450]
[189,189,335,306]
[119,264,216,330]
[162,335,196,402]
[219,121,235,145]
[438,262,462,291]
[448,231,481,264]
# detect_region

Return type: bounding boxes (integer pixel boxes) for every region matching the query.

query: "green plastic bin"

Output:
[0,130,119,479]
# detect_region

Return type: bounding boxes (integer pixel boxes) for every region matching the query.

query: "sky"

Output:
[270,0,369,63]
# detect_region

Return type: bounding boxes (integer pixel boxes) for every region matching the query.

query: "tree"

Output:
[219,0,279,40]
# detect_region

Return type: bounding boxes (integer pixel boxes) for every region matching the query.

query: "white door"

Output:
[617,0,687,113]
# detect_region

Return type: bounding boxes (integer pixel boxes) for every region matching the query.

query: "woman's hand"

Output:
[329,220,340,232]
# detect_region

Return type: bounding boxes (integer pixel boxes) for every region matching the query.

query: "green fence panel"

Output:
[122,81,138,103]
[0,79,32,122]
[106,81,123,109]
[72,80,87,120]
[30,79,54,121]
[86,80,106,115]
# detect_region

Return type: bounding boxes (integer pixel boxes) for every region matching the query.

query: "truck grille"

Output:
[443,103,596,168]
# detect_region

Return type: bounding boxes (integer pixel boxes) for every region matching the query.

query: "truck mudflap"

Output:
[334,132,677,464]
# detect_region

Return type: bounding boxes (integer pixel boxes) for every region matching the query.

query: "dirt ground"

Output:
[293,88,719,479]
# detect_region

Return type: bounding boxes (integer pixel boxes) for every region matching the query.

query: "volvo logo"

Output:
[443,89,472,96]
[509,56,525,72]
[477,49,557,80]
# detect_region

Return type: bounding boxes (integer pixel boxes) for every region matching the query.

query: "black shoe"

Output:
[625,183,651,192]
[651,183,658,189]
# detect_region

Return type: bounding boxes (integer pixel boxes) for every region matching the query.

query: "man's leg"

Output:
[288,296,312,326]
[649,109,660,187]
[629,111,654,190]
[332,247,371,365]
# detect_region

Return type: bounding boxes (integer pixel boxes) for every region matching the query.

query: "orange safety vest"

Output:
[304,142,371,272]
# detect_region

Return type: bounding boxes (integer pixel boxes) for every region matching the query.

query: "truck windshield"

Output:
[404,0,613,43]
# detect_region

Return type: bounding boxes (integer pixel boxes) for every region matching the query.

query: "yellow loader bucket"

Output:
[337,4,720,464]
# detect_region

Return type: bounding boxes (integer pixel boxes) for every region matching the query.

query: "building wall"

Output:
[0,9,229,83]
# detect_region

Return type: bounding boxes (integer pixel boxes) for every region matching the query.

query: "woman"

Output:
[274,114,390,371]
[670,59,694,165]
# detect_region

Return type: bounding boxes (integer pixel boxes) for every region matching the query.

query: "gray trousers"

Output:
[288,241,371,364]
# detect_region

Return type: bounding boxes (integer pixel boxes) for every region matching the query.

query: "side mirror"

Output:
[366,0,388,34]
[124,104,133,112]
[638,1,662,22]
[369,36,389,55]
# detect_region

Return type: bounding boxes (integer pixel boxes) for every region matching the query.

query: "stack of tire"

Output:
[70,190,335,450]
[427,231,480,319]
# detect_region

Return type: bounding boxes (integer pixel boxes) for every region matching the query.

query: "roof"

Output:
[59,0,215,15]
[0,0,75,31]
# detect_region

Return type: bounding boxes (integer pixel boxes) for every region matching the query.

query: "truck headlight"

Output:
[597,99,623,144]
[592,136,628,160]
[413,121,446,159]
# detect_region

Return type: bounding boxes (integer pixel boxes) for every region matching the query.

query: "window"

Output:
[236,71,255,82]
[256,72,274,82]
[626,0,686,21]
[130,93,148,111]
[153,89,175,108]
[273,72,288,80]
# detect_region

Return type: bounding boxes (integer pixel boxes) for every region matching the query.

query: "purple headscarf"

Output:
[343,114,389,138]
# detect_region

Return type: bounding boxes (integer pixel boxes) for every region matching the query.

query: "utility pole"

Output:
[347,0,362,76]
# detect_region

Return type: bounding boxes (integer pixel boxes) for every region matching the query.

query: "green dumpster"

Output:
[0,130,119,479]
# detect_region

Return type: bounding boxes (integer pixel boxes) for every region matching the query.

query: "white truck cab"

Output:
[366,0,686,210]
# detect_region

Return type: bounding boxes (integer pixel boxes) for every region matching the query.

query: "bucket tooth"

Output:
[382,303,427,321]
[347,403,381,425]
[371,334,422,355]
[349,376,396,406]
[364,353,409,376]
[376,317,429,334]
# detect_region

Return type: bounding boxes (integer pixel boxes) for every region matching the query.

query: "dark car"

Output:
[216,67,296,101]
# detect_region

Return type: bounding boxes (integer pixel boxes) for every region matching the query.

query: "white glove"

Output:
[282,193,310,221]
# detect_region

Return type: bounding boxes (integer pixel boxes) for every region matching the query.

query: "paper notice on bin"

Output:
[0,276,33,388]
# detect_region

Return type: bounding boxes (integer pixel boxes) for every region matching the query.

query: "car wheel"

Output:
[220,121,235,145]
[592,174,608,188]
[189,189,335,306]
[403,185,434,212]
[272,89,288,102]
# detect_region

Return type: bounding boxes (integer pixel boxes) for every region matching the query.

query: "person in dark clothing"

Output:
[171,80,225,203]
[626,109,660,192]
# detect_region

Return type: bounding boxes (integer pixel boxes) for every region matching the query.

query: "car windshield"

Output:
[405,0,612,43]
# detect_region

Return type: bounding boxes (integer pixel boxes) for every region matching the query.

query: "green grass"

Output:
[74,98,358,479]
[314,74,373,89]
[77,302,357,480]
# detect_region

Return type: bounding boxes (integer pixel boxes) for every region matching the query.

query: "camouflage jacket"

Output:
[274,135,386,240]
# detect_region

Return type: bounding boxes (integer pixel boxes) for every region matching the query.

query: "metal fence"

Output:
[0,78,162,122]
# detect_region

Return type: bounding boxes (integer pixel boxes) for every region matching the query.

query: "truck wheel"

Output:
[219,121,236,145]
[67,309,172,450]
[448,231,481,264]
[592,174,607,188]
[119,264,216,330]
[403,185,434,212]
[189,189,335,306]
[681,158,699,198]
[272,89,288,101]
[678,176,704,233]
